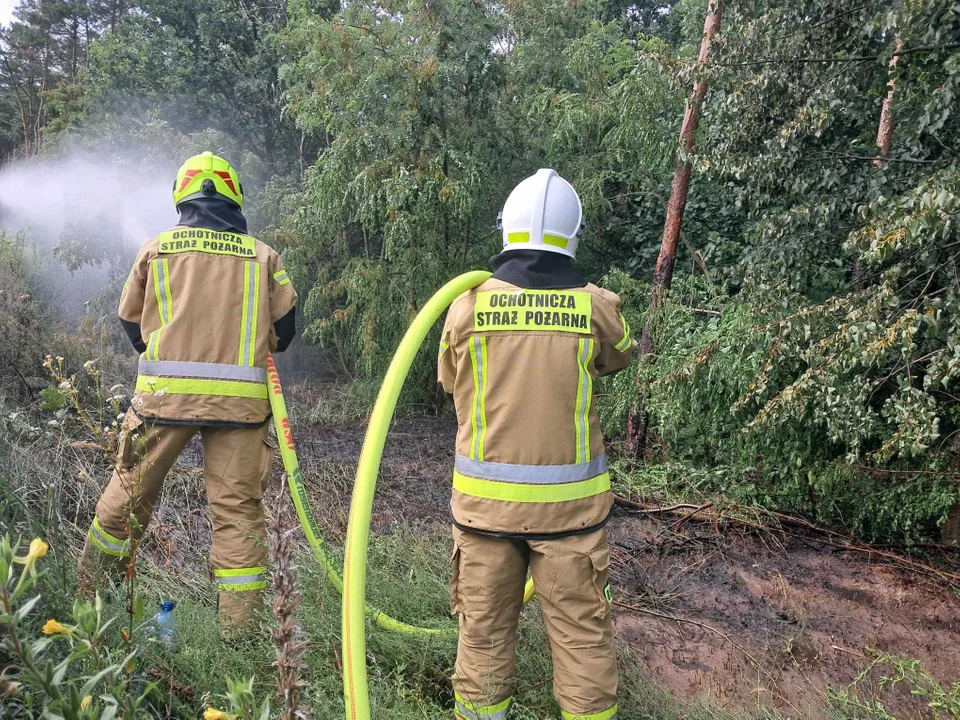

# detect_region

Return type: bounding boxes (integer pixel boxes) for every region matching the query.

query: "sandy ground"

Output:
[139,386,960,719]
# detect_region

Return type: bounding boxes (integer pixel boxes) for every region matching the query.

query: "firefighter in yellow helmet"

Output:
[79,151,298,632]
[439,169,634,720]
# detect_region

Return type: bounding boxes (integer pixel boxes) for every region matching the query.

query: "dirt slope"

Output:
[142,401,960,719]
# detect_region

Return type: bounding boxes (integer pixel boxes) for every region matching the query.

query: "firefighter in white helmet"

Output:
[439,169,634,720]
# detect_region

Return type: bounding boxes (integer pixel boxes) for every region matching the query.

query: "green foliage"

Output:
[828,653,960,719]
[279,0,521,389]
[624,266,960,541]
[38,387,68,412]
[75,0,299,173]
[0,535,154,720]
[276,0,693,395]
[598,0,960,543]
[208,676,272,720]
[0,232,55,402]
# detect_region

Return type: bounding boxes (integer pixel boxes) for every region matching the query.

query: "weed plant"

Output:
[0,346,955,718]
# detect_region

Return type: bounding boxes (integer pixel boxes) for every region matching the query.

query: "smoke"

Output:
[0,149,180,319]
[0,150,178,249]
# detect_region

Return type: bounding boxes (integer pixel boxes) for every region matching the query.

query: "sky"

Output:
[0,0,15,26]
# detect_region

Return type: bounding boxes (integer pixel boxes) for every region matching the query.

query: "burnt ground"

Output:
[139,385,960,719]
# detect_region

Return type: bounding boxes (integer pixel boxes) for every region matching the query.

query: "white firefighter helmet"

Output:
[497,168,584,258]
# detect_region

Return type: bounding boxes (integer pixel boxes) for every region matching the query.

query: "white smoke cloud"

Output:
[0,150,181,320]
[0,151,179,250]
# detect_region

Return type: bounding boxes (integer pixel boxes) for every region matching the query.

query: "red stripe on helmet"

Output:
[177,169,201,193]
[213,171,238,195]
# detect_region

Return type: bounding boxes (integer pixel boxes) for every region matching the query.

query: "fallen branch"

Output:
[613,494,960,589]
[614,496,713,514]
[831,645,868,660]
[669,502,714,533]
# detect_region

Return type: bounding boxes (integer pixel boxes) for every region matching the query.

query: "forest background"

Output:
[2,0,960,717]
[4,0,958,544]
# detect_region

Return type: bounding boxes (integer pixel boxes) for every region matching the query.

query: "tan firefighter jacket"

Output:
[439,278,635,537]
[119,226,298,427]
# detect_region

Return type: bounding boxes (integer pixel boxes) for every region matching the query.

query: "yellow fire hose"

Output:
[265,270,535,720]
[340,271,534,720]
[267,354,456,634]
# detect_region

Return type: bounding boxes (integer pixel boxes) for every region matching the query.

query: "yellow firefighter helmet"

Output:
[172,151,244,209]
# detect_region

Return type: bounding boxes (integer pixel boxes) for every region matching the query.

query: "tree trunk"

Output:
[875,36,904,165]
[71,14,79,80]
[627,0,723,458]
[639,0,723,355]
[853,37,904,290]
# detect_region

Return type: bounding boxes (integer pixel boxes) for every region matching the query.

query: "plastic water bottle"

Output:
[153,601,177,651]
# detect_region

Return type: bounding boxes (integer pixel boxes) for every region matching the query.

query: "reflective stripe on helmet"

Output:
[138,360,266,383]
[454,455,607,484]
[454,693,511,720]
[453,470,610,503]
[136,376,268,399]
[215,567,268,592]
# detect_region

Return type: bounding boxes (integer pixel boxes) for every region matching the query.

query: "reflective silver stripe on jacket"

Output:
[454,455,608,484]
[138,360,266,383]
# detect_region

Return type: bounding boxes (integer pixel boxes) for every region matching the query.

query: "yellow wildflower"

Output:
[28,539,49,560]
[203,710,228,720]
[81,696,93,709]
[42,619,66,635]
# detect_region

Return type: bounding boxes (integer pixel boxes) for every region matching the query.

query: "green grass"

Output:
[0,399,780,719]
[5,409,944,719]
[114,523,764,719]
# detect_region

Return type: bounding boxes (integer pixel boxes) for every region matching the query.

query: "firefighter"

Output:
[439,169,634,720]
[79,151,298,631]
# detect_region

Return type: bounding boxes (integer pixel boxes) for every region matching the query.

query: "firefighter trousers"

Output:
[79,409,274,630]
[450,526,618,720]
